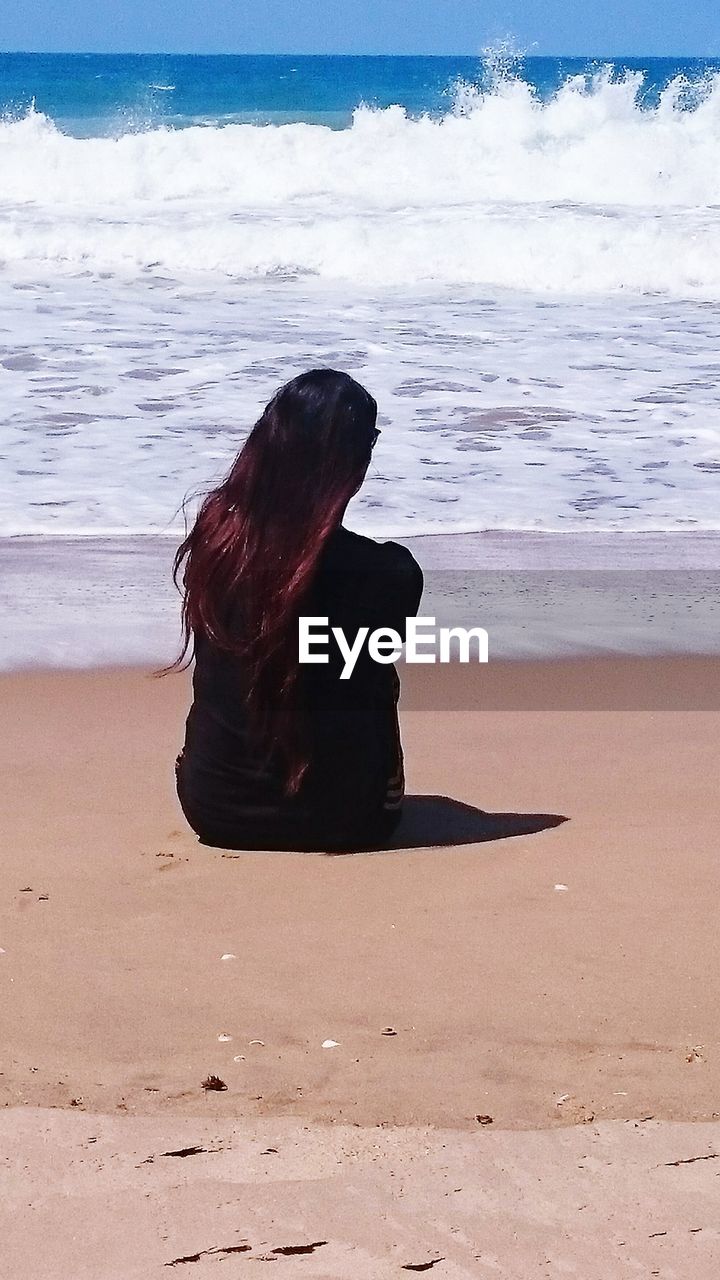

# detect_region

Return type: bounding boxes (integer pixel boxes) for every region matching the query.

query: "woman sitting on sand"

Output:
[172,369,423,852]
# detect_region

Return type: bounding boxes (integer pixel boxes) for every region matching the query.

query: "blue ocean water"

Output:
[0,51,719,547]
[1,52,717,133]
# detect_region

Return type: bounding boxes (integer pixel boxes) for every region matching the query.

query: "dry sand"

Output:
[3,1109,719,1279]
[1,660,719,1277]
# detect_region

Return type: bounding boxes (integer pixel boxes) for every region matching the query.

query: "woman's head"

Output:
[244,367,378,507]
[172,369,379,790]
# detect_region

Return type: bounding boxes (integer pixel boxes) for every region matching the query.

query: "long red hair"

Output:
[170,369,379,793]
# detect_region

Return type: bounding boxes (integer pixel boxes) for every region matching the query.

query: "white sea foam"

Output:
[0,69,719,543]
[1,272,719,538]
[0,69,719,294]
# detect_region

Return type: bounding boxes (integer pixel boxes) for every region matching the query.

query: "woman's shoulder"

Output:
[325,529,424,617]
[331,527,422,577]
[315,528,423,627]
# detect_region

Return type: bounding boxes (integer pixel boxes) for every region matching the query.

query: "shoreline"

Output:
[2,530,719,672]
[6,526,720,560]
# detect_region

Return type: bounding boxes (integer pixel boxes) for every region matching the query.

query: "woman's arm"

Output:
[368,541,424,644]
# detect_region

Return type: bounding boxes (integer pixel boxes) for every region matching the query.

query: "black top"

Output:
[176,527,423,850]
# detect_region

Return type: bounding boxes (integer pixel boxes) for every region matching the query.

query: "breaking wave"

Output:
[1,67,719,294]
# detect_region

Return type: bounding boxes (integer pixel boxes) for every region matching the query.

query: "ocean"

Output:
[1,51,720,668]
[1,51,719,541]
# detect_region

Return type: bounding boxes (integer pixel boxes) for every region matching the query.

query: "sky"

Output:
[0,0,718,58]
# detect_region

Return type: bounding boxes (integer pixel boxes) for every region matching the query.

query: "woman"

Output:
[172,368,423,852]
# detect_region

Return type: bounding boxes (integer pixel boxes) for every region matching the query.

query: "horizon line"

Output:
[1,48,718,60]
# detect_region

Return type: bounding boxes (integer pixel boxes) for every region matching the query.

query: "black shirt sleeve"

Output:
[376,540,424,641]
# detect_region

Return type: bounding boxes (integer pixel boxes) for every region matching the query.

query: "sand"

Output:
[4,529,720,671]
[1,659,720,1276]
[3,1110,719,1279]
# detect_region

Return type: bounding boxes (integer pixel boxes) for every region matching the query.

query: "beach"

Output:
[2,657,720,1276]
[2,47,720,1278]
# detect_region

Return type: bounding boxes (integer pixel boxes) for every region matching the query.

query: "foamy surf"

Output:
[0,55,718,542]
[0,66,719,294]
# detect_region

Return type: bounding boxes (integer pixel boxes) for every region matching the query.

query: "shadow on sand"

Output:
[326,794,568,855]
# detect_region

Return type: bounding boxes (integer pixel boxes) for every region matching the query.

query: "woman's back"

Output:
[176,525,423,850]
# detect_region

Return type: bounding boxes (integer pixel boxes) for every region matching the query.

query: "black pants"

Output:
[175,754,401,853]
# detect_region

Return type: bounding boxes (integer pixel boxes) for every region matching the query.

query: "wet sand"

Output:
[3,529,720,670]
